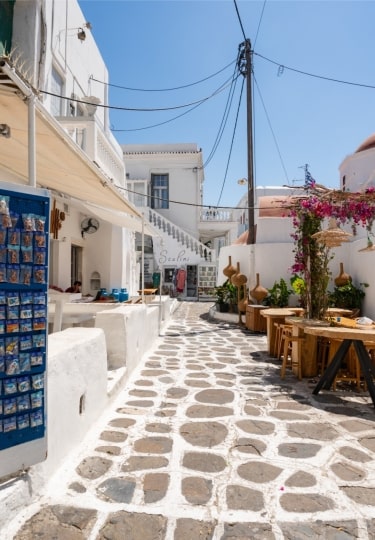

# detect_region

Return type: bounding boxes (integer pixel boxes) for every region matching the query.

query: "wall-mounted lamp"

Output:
[0,124,11,138]
[77,28,86,41]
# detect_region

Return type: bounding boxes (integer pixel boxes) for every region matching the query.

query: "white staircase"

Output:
[145,208,215,262]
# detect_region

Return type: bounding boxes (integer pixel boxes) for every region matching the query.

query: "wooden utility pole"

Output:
[238,39,255,245]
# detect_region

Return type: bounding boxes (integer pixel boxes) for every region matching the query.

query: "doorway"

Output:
[71,245,83,285]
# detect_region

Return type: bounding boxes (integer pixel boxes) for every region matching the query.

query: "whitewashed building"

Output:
[0,0,145,297]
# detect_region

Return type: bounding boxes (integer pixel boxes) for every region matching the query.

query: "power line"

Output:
[255,51,375,90]
[253,0,267,48]
[216,78,245,206]
[233,0,247,41]
[40,75,238,113]
[90,59,237,92]
[253,75,289,184]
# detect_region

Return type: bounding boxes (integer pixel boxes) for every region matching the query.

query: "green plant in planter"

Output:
[213,280,241,312]
[264,278,293,307]
[328,279,368,312]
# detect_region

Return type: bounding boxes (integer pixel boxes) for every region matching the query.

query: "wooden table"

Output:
[285,317,331,377]
[260,308,297,356]
[304,324,375,407]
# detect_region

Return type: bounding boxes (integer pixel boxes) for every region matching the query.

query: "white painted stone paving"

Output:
[3,301,375,539]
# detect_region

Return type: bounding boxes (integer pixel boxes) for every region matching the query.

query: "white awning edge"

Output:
[80,200,160,236]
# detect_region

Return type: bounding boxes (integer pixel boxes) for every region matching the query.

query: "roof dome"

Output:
[355,134,375,153]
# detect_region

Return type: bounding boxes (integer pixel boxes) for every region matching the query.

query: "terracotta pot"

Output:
[231,262,247,287]
[334,262,351,287]
[223,255,236,279]
[250,273,268,304]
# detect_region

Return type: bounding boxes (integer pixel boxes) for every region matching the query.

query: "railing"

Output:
[200,208,234,222]
[58,117,125,186]
[146,208,215,262]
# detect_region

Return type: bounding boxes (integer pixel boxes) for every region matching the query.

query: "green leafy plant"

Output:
[264,278,292,307]
[328,279,368,311]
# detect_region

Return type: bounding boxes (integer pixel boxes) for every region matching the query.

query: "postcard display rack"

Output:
[198,264,217,301]
[0,184,49,477]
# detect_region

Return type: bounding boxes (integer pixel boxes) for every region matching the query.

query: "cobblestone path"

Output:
[5,301,375,539]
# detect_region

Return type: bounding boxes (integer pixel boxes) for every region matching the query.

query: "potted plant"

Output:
[328,279,368,315]
[213,283,230,312]
[264,278,292,308]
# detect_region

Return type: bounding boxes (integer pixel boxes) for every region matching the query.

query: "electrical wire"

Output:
[253,0,267,48]
[112,73,242,133]
[203,57,241,168]
[253,75,289,184]
[90,58,237,92]
[255,51,375,90]
[40,74,238,113]
[216,78,245,207]
[233,0,247,41]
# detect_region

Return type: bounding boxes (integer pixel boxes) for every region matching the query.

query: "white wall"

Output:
[124,144,203,238]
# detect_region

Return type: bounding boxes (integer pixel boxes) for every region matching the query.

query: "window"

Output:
[151,174,169,209]
[128,181,148,207]
[51,67,64,116]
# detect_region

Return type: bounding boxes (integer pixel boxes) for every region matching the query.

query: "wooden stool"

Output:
[280,326,304,380]
[316,336,330,375]
[328,339,362,391]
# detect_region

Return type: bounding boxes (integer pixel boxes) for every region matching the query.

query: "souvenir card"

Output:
[7,246,20,265]
[30,391,43,409]
[30,351,43,367]
[30,409,43,427]
[21,231,33,247]
[19,335,33,351]
[0,306,5,319]
[3,416,17,432]
[0,246,6,264]
[9,213,19,229]
[22,214,35,232]
[0,357,4,373]
[7,305,19,320]
[20,292,33,305]
[0,229,7,244]
[0,338,5,356]
[34,215,46,232]
[34,248,46,266]
[33,267,46,284]
[33,318,46,331]
[20,319,32,333]
[17,414,30,430]
[6,336,18,356]
[32,334,45,349]
[6,320,19,333]
[8,229,20,246]
[7,292,20,306]
[0,196,10,216]
[20,306,32,319]
[0,263,7,284]
[5,357,20,376]
[20,265,32,286]
[32,373,44,390]
[33,306,46,319]
[7,265,20,284]
[18,376,30,393]
[3,398,17,415]
[34,233,46,248]
[19,353,31,372]
[17,394,30,412]
[21,246,33,264]
[3,378,17,395]
[33,292,46,305]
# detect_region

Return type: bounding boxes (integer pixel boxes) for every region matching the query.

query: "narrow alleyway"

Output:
[4,301,375,540]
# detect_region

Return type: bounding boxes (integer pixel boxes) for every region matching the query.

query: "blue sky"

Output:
[79,0,375,208]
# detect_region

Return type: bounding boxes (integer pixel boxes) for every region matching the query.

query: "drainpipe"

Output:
[141,214,145,303]
[0,61,36,187]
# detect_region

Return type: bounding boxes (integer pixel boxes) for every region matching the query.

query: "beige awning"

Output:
[0,63,140,218]
[80,201,159,236]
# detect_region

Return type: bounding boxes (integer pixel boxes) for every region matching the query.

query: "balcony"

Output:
[57,116,125,186]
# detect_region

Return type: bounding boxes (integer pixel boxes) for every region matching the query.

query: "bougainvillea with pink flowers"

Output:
[287,186,375,319]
